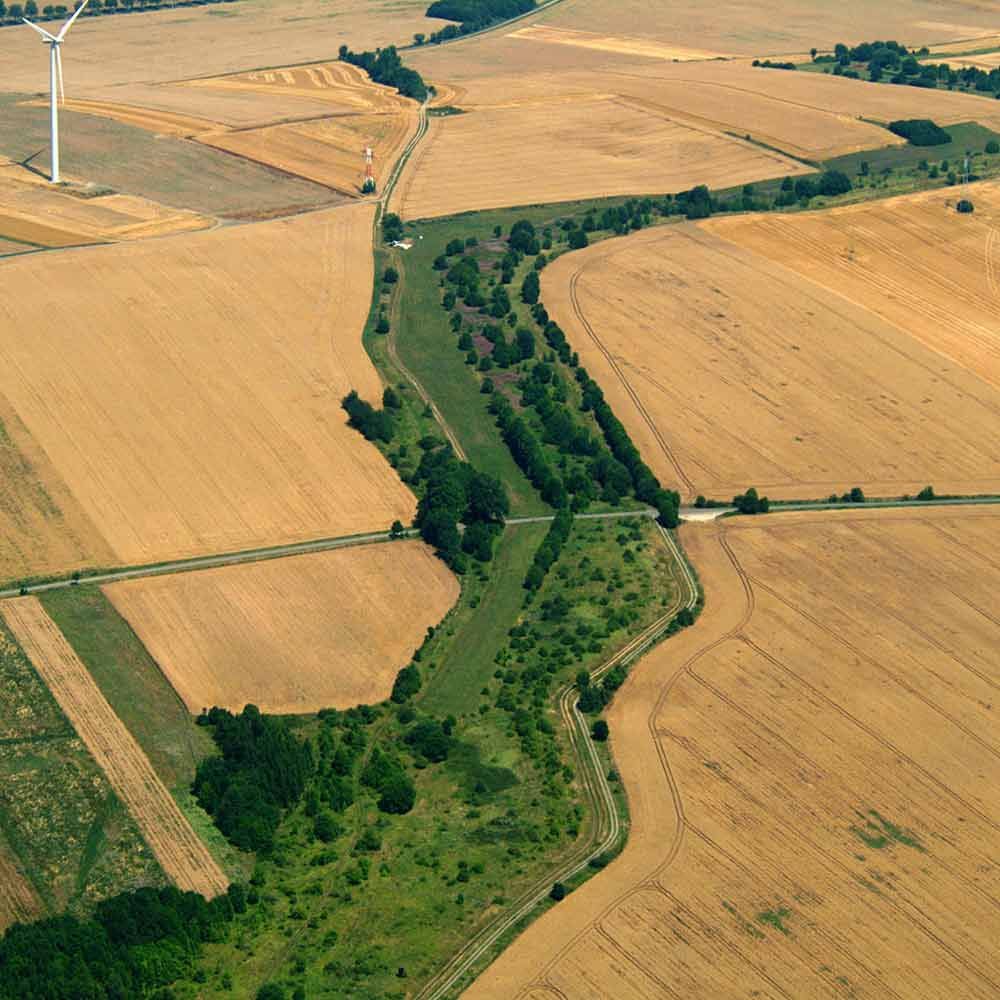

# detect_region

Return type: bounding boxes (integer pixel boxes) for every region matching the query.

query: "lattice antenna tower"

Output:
[362,146,376,194]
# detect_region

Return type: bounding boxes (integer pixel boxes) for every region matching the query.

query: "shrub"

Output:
[888,119,951,146]
[378,772,416,814]
[817,169,852,196]
[549,882,567,901]
[987,139,1000,154]
[957,198,975,213]
[591,719,609,742]
[733,487,770,515]
[391,664,422,703]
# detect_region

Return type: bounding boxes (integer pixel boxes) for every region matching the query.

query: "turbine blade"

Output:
[56,0,89,41]
[22,18,58,42]
[56,46,65,105]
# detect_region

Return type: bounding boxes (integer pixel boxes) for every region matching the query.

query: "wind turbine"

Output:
[22,0,90,184]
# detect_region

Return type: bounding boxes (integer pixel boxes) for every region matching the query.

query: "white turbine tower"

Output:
[22,0,90,184]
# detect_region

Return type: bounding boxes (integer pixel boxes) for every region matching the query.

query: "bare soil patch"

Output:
[542,210,1000,501]
[104,541,459,715]
[0,203,414,569]
[1,597,228,899]
[469,507,1000,998]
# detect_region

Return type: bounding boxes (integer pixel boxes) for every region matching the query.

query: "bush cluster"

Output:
[0,884,246,1000]
[888,119,952,146]
[339,44,426,101]
[194,706,314,852]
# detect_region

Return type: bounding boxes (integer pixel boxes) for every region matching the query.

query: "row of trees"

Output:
[824,37,1000,94]
[0,0,234,24]
[418,0,535,45]
[339,44,427,101]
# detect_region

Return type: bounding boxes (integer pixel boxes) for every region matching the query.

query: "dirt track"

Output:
[0,597,228,899]
[467,506,1000,998]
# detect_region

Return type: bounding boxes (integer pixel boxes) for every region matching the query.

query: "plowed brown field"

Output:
[468,506,1000,999]
[0,597,228,899]
[390,98,808,219]
[541,204,1000,500]
[103,541,459,715]
[0,203,414,570]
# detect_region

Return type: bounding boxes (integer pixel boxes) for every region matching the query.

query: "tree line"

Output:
[339,44,427,101]
[0,884,247,999]
[819,37,1000,95]
[417,0,535,45]
[0,0,236,25]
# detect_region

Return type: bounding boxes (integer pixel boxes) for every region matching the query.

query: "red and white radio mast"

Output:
[362,146,376,194]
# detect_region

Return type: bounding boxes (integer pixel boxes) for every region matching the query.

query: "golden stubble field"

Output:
[0,202,414,577]
[1,597,228,899]
[536,0,1000,55]
[390,97,808,219]
[541,187,1000,501]
[1,0,443,97]
[468,506,1000,999]
[103,541,459,715]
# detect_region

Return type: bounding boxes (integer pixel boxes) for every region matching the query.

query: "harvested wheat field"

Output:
[535,0,1000,55]
[0,396,113,586]
[507,25,731,62]
[105,541,458,715]
[0,180,210,245]
[0,837,42,932]
[468,506,1000,999]
[706,179,1000,389]
[198,111,415,194]
[1,0,443,97]
[391,98,807,219]
[184,61,412,117]
[1,597,228,899]
[542,218,1000,501]
[0,203,413,570]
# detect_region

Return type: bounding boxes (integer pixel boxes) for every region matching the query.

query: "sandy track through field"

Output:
[0,598,228,899]
[467,506,1000,998]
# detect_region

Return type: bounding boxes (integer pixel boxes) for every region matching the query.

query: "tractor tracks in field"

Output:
[417,523,698,1000]
[567,258,696,496]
